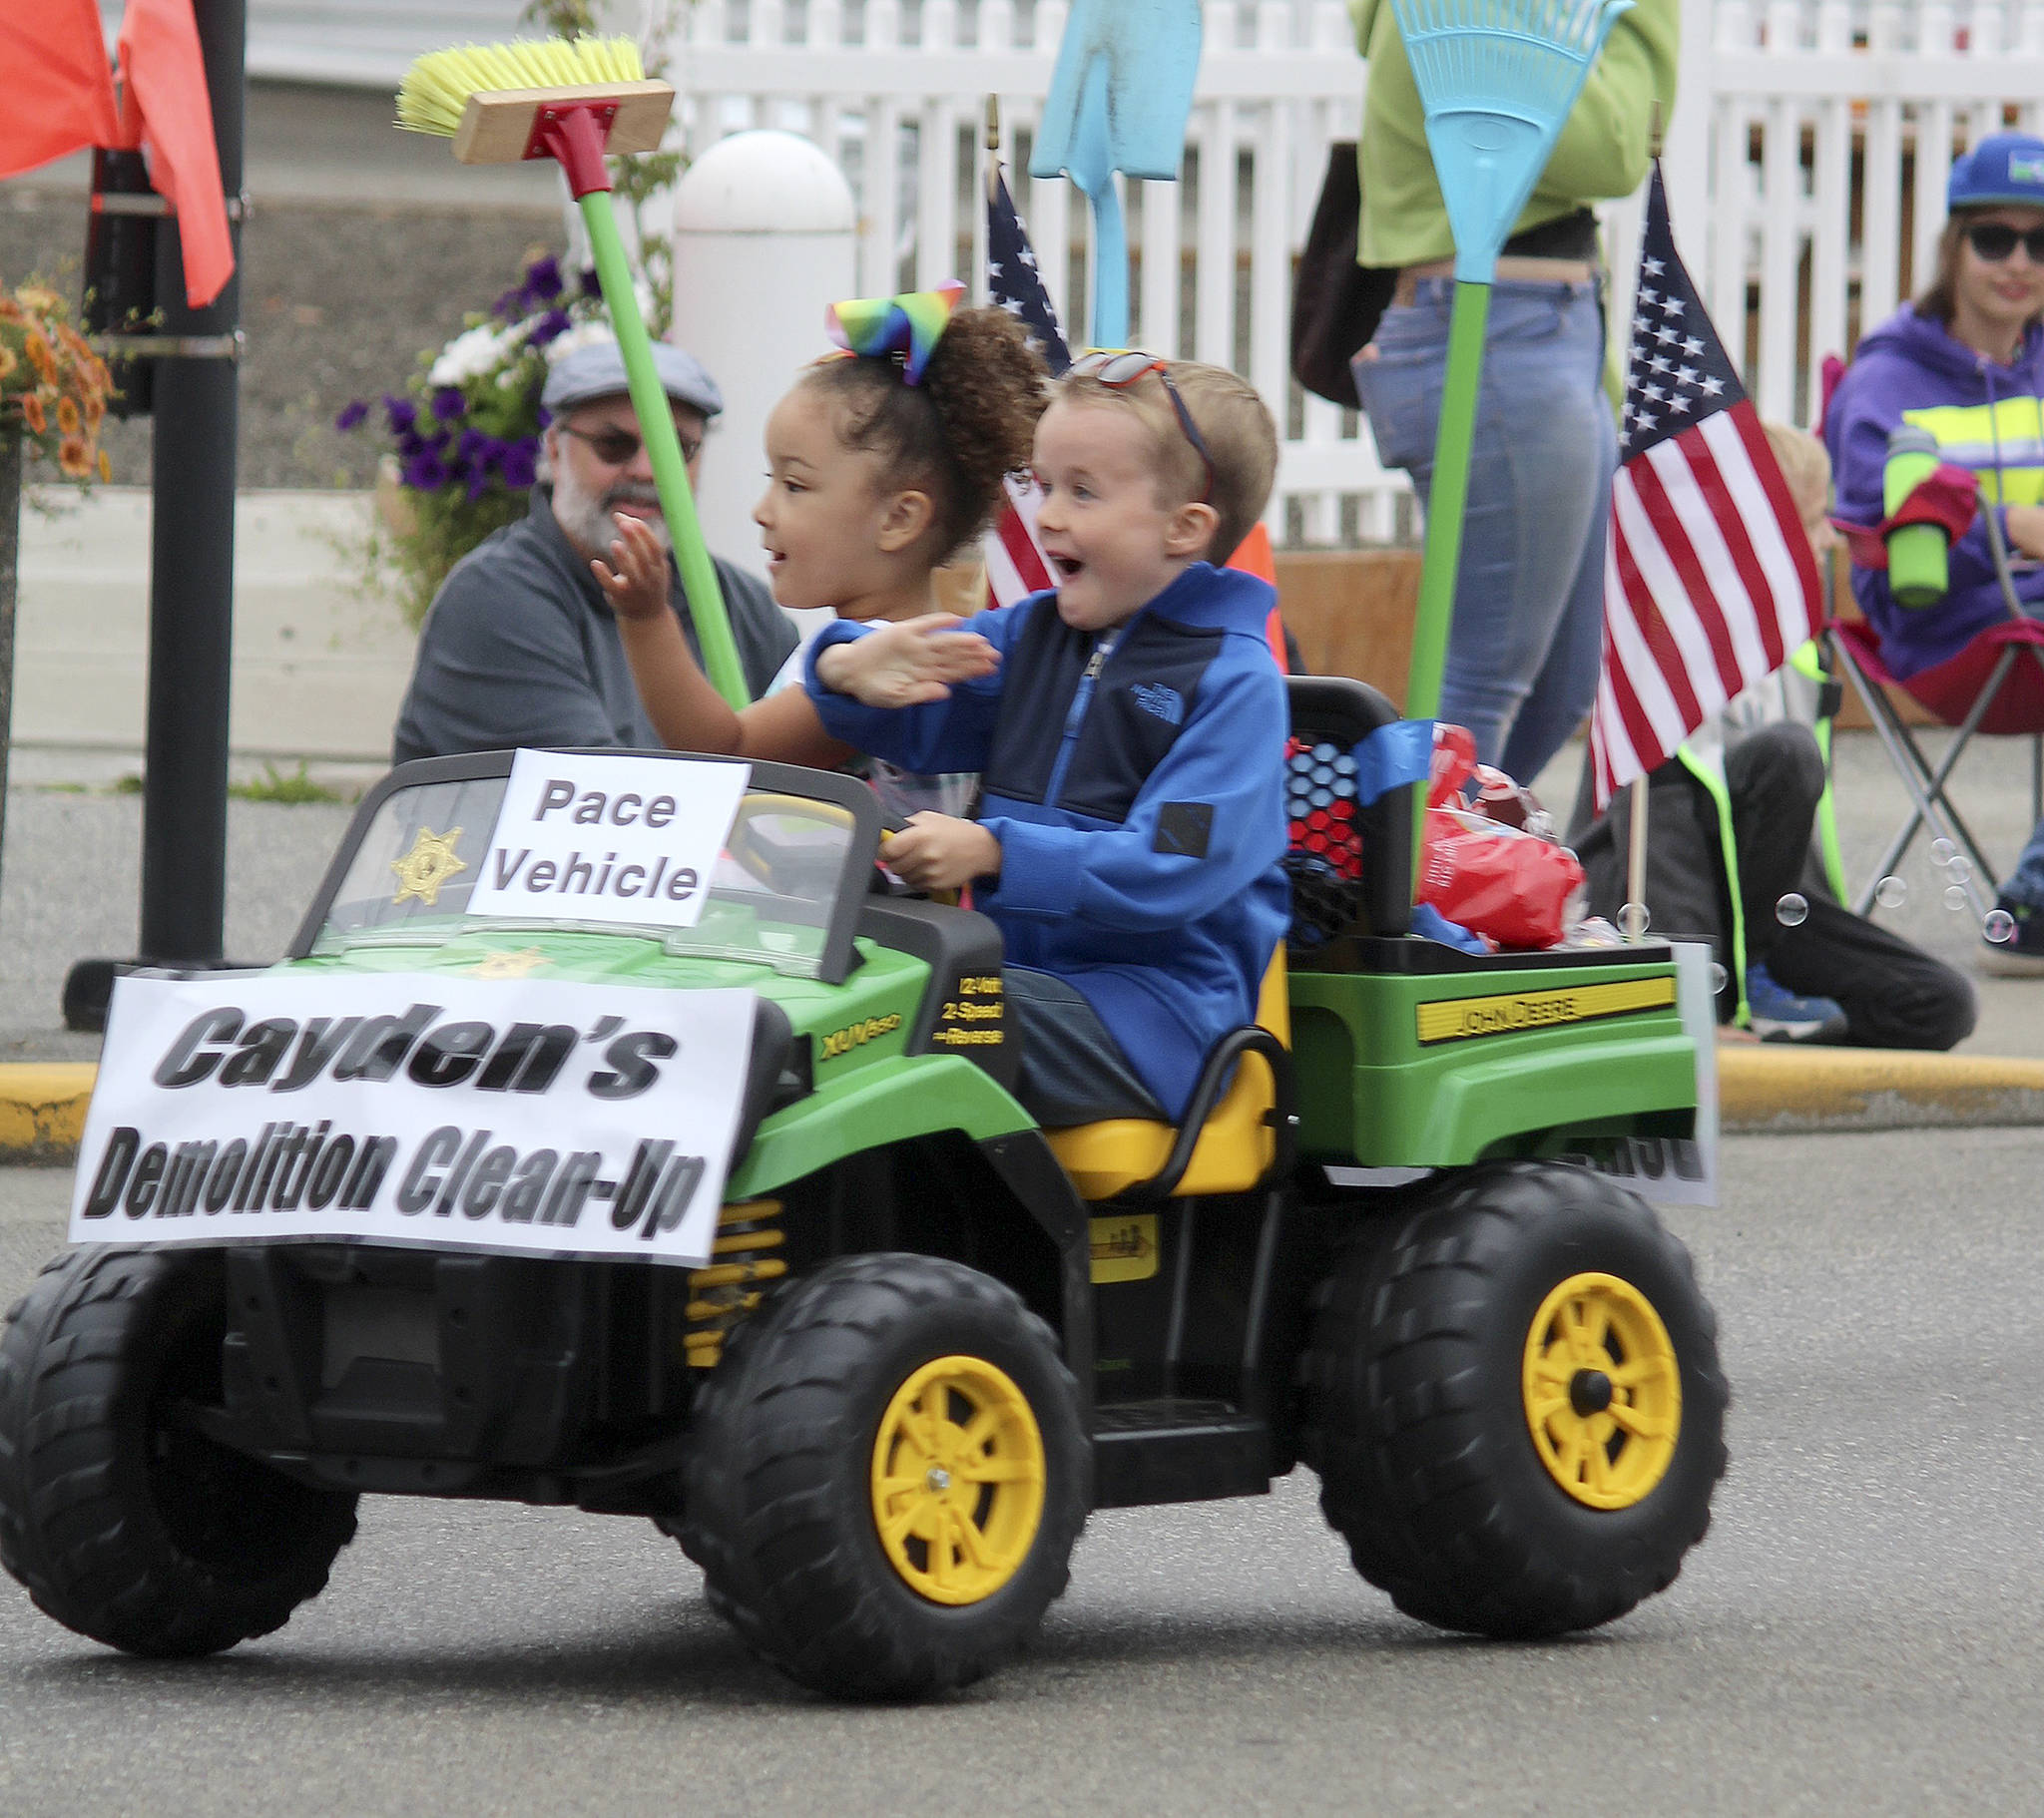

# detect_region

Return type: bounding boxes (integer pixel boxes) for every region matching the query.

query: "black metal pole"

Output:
[140,0,245,964]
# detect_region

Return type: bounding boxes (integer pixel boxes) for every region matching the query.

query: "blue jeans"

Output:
[1353,276,1616,783]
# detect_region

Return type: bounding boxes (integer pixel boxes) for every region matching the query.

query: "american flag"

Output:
[1589,165,1821,807]
[984,166,1068,607]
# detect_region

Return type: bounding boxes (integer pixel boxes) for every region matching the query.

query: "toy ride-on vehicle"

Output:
[0,681,1727,1697]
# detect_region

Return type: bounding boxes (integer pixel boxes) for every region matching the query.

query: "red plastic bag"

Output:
[1418,807,1584,950]
[1428,722,1478,807]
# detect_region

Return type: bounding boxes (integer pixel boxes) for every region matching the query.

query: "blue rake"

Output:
[1390,0,1631,876]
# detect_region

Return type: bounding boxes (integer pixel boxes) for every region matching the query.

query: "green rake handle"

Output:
[1405,277,1491,882]
[580,191,752,711]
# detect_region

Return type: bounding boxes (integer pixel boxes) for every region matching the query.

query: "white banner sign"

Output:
[70,972,759,1267]
[466,750,752,929]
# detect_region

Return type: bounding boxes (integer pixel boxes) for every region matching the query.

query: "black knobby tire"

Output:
[1302,1160,1728,1638]
[0,1246,358,1656]
[681,1252,1089,1699]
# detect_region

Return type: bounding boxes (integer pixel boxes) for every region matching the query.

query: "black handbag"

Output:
[1290,141,1397,412]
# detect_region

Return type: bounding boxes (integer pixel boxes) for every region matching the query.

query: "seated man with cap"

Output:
[392,338,796,762]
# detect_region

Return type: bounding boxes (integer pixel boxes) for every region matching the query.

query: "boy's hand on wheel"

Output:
[882,813,1001,891]
[815,614,999,706]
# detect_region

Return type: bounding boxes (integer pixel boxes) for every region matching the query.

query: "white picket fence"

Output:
[233,0,2044,543]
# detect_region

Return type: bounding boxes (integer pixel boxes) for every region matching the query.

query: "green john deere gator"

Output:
[0,680,1727,1698]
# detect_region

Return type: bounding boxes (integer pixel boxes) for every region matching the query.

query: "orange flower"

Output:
[17,285,61,314]
[83,390,105,430]
[98,449,112,482]
[24,331,56,384]
[55,323,92,361]
[0,297,22,325]
[58,435,91,479]
[56,395,80,435]
[21,391,45,433]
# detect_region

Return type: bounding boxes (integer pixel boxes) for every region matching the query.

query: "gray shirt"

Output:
[391,488,797,763]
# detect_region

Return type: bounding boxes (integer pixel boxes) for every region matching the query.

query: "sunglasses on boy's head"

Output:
[1964,221,2044,263]
[558,422,705,467]
[1068,348,1215,503]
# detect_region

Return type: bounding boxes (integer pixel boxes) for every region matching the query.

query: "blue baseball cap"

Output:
[541,338,724,418]
[1948,132,2044,211]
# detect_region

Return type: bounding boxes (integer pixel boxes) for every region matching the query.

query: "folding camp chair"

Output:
[1827,503,2044,919]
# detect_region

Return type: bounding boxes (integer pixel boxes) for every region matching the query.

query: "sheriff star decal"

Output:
[466,947,552,980]
[390,825,467,907]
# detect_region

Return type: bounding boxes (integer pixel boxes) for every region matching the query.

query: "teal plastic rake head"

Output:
[1391,0,1633,282]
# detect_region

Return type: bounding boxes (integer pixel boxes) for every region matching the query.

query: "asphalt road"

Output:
[1,1128,2041,1814]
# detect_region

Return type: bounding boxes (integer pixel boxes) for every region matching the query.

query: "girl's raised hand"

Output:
[592,512,669,622]
[814,613,1000,707]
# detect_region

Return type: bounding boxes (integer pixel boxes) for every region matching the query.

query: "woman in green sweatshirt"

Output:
[1347,0,1678,784]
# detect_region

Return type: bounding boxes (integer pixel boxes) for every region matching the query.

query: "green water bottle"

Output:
[1883,425,1949,609]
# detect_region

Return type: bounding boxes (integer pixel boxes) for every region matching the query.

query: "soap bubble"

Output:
[1874,875,1907,908]
[1985,908,2017,943]
[1944,884,1969,912]
[1619,901,1651,939]
[1930,837,1957,865]
[1775,892,1808,926]
[1710,963,1729,994]
[1947,857,1973,886]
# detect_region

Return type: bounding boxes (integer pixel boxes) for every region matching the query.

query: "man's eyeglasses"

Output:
[1068,349,1215,502]
[1964,221,2044,264]
[558,423,704,467]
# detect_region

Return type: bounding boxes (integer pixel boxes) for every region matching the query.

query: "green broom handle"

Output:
[579,191,752,710]
[1405,277,1492,885]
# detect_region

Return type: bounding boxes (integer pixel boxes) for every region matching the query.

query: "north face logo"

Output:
[1131,682,1184,724]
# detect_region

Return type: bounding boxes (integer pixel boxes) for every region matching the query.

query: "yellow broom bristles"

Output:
[396,36,647,136]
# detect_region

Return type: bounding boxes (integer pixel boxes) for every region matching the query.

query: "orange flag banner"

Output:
[115,0,234,308]
[0,0,120,181]
[1225,521,1290,673]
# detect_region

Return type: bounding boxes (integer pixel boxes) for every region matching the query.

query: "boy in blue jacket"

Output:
[806,354,1289,1126]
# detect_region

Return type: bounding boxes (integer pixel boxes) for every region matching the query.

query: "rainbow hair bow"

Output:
[824,277,966,385]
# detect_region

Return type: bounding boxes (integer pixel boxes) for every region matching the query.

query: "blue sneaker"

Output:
[1745,962,1848,1043]
[1981,896,2044,977]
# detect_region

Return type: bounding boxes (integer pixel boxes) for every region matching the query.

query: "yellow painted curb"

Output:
[1720,1046,2044,1133]
[0,1064,98,1164]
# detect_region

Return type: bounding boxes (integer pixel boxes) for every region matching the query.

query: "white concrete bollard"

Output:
[671,131,857,589]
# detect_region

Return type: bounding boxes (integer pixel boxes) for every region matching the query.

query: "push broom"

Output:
[396,36,752,710]
[1390,0,1631,877]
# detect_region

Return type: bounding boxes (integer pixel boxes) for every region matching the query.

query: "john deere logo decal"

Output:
[1090,1213,1160,1283]
[1415,977,1677,1045]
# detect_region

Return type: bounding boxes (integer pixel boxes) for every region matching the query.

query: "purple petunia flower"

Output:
[579,266,601,299]
[456,427,490,463]
[383,395,416,434]
[536,406,553,430]
[395,429,425,459]
[493,284,526,319]
[430,386,466,422]
[402,450,449,491]
[334,399,369,432]
[466,468,492,503]
[499,439,538,490]
[526,254,563,301]
[529,308,572,346]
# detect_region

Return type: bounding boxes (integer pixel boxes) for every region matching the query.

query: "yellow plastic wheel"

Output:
[869,1354,1047,1606]
[1522,1272,1682,1511]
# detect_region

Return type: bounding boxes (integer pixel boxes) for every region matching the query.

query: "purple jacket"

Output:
[1824,306,2044,677]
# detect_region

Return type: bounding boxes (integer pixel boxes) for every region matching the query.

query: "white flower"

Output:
[429,322,515,387]
[543,321,619,366]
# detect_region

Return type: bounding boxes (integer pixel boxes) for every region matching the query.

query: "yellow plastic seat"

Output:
[1046,950,1290,1201]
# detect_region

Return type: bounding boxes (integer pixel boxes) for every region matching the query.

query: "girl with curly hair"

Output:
[596,283,1045,815]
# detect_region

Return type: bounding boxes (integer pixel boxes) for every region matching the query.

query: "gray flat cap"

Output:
[541,338,724,417]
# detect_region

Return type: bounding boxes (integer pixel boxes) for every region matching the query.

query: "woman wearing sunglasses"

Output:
[1825,131,2044,968]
